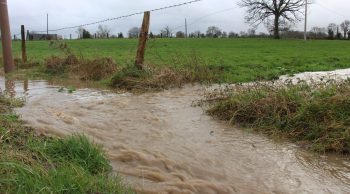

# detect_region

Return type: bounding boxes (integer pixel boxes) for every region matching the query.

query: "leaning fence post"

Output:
[135,11,150,70]
[21,25,27,64]
[0,0,15,73]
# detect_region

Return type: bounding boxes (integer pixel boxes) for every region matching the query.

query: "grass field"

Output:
[9,38,350,83]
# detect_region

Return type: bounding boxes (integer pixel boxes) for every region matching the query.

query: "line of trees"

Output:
[301,20,350,40]
[76,25,124,39]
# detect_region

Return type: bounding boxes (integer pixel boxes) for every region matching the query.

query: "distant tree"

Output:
[247,28,256,37]
[239,0,305,39]
[222,31,228,38]
[176,31,185,38]
[348,31,350,40]
[239,31,248,37]
[82,29,92,39]
[340,20,350,39]
[206,26,222,38]
[128,27,140,38]
[336,26,342,39]
[96,25,111,38]
[327,23,337,39]
[258,32,269,37]
[194,31,201,38]
[228,31,238,38]
[309,26,327,39]
[189,31,201,38]
[117,32,124,38]
[161,26,172,38]
[76,26,84,39]
[149,32,155,38]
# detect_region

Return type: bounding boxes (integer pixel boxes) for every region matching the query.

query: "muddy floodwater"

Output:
[1,76,349,194]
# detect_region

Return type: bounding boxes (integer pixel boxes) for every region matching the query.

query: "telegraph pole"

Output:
[46,13,49,39]
[0,0,15,73]
[304,0,308,41]
[185,18,188,38]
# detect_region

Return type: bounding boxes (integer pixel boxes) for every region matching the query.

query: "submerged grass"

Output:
[0,94,134,193]
[205,80,350,153]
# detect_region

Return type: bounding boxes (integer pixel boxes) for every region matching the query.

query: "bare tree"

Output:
[206,26,222,38]
[229,31,239,38]
[340,20,350,39]
[239,0,305,39]
[97,25,111,38]
[309,26,327,39]
[128,27,140,38]
[222,31,228,38]
[327,23,337,39]
[160,26,172,38]
[248,28,256,37]
[76,26,84,39]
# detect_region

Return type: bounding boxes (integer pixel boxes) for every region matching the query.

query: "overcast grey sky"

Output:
[7,0,350,38]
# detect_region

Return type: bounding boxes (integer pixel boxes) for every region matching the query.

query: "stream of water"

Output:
[1,76,349,194]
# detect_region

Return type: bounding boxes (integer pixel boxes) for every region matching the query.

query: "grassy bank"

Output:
[205,81,350,153]
[5,38,350,85]
[0,95,134,193]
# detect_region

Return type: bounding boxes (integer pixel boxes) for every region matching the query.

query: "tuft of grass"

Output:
[205,80,350,153]
[0,162,133,194]
[70,57,117,81]
[110,64,183,91]
[43,135,111,175]
[0,94,134,193]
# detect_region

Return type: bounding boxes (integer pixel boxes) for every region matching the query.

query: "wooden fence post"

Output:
[21,25,27,64]
[135,11,150,70]
[0,0,15,73]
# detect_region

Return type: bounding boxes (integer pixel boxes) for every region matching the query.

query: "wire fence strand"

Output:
[32,0,203,33]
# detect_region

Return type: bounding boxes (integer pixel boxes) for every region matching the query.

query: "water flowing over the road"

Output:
[1,77,349,194]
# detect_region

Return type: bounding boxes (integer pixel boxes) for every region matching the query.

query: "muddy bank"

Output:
[0,76,349,193]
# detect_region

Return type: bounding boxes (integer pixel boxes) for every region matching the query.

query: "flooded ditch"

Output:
[0,75,349,194]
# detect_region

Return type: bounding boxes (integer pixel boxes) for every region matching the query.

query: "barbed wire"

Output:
[32,0,203,33]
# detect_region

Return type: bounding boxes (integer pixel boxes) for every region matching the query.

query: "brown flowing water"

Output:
[1,77,350,194]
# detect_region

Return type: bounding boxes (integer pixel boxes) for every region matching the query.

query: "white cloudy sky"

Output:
[7,0,350,38]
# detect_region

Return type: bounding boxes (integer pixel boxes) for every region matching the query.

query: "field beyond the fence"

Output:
[8,38,350,83]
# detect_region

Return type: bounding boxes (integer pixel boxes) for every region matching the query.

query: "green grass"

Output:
[8,38,350,83]
[205,81,350,153]
[0,95,134,194]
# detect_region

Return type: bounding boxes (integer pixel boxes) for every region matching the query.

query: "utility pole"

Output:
[304,0,308,41]
[0,0,15,73]
[185,18,188,38]
[46,13,49,40]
